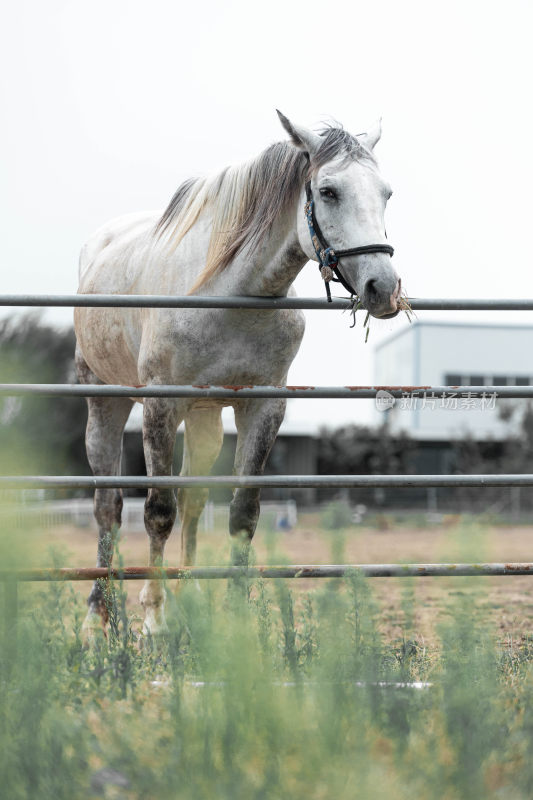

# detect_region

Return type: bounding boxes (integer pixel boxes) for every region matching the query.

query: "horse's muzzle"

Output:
[363,276,402,319]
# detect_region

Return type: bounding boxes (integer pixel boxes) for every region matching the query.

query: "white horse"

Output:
[74,111,401,635]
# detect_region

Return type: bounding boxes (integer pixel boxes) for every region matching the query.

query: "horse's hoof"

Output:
[81,612,107,645]
[139,621,169,656]
[141,621,169,638]
[141,605,169,638]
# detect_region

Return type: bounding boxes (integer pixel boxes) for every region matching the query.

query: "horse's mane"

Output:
[155,125,373,293]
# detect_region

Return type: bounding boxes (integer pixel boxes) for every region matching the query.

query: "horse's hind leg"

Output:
[178,407,224,566]
[76,348,133,633]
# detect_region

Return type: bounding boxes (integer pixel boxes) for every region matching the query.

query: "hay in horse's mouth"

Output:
[349,292,413,342]
[398,293,414,321]
[377,292,413,321]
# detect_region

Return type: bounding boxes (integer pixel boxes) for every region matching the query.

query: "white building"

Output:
[374,322,533,440]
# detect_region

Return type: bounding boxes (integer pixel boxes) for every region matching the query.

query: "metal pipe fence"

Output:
[3,474,533,490]
[2,293,533,311]
[0,383,532,399]
[2,291,533,588]
[2,563,533,582]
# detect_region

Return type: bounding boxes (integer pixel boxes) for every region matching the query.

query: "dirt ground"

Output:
[16,513,533,645]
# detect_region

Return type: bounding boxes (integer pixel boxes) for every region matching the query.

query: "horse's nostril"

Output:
[365,279,380,305]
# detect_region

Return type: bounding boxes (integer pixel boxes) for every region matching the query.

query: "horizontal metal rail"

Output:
[0,293,351,310]
[3,563,533,581]
[2,293,533,311]
[2,474,533,489]
[1,383,532,399]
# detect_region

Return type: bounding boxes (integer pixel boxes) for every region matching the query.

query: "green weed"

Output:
[1,524,533,798]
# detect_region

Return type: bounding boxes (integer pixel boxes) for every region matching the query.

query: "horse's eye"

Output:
[319,188,337,200]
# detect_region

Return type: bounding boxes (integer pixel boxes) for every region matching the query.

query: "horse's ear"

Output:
[358,118,382,151]
[276,110,322,156]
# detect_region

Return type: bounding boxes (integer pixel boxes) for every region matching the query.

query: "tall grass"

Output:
[2,516,533,800]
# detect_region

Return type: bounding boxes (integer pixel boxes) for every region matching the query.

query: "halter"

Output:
[304,180,394,302]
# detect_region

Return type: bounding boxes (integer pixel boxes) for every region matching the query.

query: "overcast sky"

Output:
[2,0,533,432]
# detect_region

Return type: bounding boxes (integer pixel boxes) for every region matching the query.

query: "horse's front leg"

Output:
[139,397,182,635]
[230,398,286,565]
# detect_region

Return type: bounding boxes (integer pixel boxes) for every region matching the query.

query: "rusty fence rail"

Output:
[1,383,533,399]
[2,563,533,582]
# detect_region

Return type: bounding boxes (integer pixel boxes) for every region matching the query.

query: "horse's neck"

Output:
[205,196,308,298]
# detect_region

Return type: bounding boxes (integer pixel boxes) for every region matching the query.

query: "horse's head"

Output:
[278,111,401,319]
